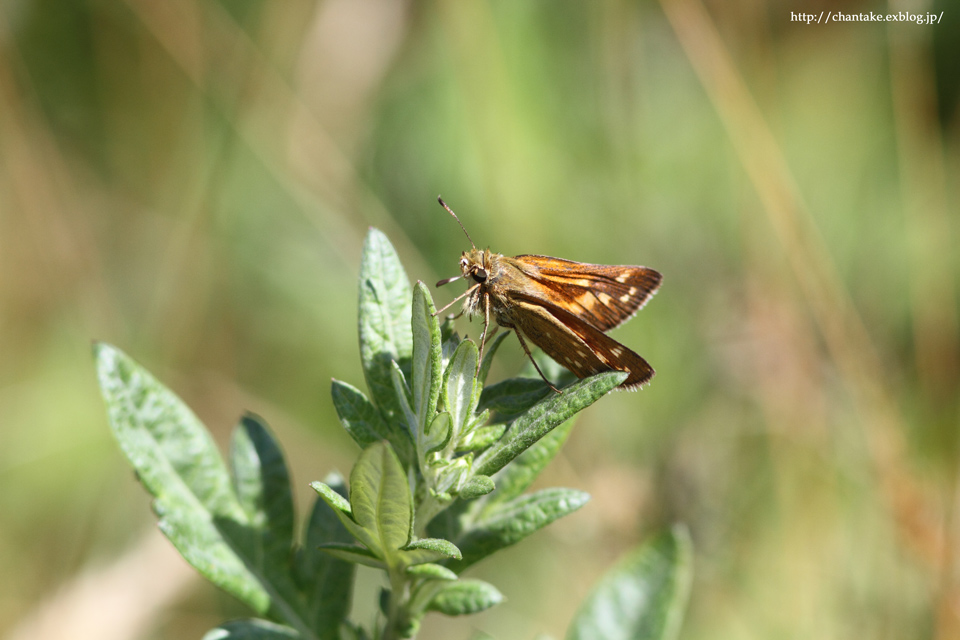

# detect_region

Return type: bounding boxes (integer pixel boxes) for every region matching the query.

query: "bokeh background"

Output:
[1,0,959,638]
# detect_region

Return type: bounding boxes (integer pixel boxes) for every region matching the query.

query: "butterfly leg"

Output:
[508,325,561,394]
[475,292,491,374]
[434,283,480,317]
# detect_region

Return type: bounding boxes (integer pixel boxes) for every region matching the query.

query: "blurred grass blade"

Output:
[296,474,355,639]
[475,371,627,477]
[203,619,300,640]
[566,525,693,640]
[358,228,413,427]
[447,488,590,573]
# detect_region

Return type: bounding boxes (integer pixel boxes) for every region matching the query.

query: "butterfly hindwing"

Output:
[508,299,610,380]
[508,295,655,390]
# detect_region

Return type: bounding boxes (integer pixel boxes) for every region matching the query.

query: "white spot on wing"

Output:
[615,272,630,283]
[597,292,612,305]
[611,347,623,357]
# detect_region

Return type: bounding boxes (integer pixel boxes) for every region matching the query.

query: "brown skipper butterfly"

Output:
[434,197,661,392]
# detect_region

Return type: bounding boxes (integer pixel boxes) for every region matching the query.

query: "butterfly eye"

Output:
[472,268,488,283]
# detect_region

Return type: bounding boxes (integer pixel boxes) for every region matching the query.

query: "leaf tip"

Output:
[92,340,115,361]
[240,410,263,424]
[459,475,495,500]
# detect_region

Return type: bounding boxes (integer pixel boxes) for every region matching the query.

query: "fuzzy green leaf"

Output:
[427,579,504,616]
[566,525,693,640]
[230,415,294,570]
[309,481,352,516]
[439,315,459,344]
[317,543,388,569]
[519,352,579,389]
[443,339,479,439]
[330,380,391,450]
[475,372,627,477]
[350,442,412,563]
[338,623,370,640]
[95,343,269,612]
[358,228,413,428]
[456,421,503,453]
[411,282,443,441]
[406,563,459,581]
[310,480,380,556]
[203,619,300,640]
[296,474,355,640]
[226,414,309,625]
[424,412,453,455]
[96,344,319,634]
[389,361,417,441]
[488,419,574,504]
[478,331,510,385]
[459,475,495,500]
[478,377,552,424]
[402,537,462,566]
[448,488,590,572]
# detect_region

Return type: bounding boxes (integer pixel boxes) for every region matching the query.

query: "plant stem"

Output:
[414,491,453,537]
[383,568,411,640]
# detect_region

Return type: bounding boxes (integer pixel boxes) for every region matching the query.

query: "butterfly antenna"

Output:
[437,196,476,249]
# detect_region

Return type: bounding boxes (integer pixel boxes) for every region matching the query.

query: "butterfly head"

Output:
[460,249,488,284]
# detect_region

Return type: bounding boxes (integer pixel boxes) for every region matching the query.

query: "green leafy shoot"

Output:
[95,344,353,640]
[95,227,682,640]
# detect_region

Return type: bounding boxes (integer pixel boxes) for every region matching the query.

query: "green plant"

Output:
[94,229,692,640]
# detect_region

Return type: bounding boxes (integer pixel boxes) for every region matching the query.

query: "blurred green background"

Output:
[1,0,958,638]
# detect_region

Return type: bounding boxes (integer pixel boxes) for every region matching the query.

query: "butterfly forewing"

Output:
[511,255,662,331]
